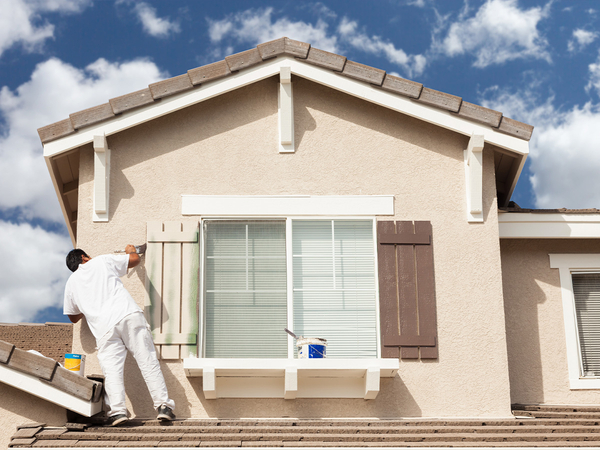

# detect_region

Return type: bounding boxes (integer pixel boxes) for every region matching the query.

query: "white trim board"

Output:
[0,363,102,416]
[43,56,529,159]
[549,254,600,389]
[182,195,394,216]
[499,212,600,238]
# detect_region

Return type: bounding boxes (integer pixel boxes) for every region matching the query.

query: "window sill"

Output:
[183,358,399,400]
[570,377,600,390]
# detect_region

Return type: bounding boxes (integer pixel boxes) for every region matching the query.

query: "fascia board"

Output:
[43,56,529,159]
[499,212,600,238]
[0,363,101,417]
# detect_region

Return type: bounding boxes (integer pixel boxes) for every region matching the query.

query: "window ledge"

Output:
[570,377,600,390]
[183,358,399,400]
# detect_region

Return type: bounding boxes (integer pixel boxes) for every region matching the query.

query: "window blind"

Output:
[292,220,377,358]
[204,221,287,358]
[573,273,600,376]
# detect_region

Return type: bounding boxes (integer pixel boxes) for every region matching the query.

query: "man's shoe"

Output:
[157,405,176,422]
[105,414,128,427]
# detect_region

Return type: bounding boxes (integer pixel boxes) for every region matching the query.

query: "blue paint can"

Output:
[297,337,327,359]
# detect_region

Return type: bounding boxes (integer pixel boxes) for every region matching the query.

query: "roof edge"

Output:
[38,37,534,145]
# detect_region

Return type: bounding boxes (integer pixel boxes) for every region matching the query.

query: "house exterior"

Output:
[4,36,600,448]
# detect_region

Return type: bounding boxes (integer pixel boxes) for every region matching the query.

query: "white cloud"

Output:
[338,17,426,77]
[132,2,180,38]
[587,52,600,96]
[207,8,426,77]
[0,57,168,222]
[437,0,551,68]
[208,7,338,53]
[482,87,600,209]
[569,29,598,53]
[0,0,90,58]
[26,0,90,13]
[0,220,72,323]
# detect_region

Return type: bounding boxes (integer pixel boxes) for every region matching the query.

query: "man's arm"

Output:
[125,244,141,268]
[68,313,84,323]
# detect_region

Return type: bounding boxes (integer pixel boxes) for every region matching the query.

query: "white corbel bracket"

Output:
[464,134,484,222]
[93,134,110,222]
[278,66,294,153]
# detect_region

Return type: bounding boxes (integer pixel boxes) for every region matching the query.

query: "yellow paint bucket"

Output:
[64,353,85,375]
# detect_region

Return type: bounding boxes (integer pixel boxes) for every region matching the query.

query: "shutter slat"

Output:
[181,221,200,358]
[161,222,183,359]
[415,221,438,359]
[397,221,419,359]
[377,221,399,359]
[145,221,164,358]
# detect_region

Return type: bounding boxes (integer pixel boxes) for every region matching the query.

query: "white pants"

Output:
[96,312,175,417]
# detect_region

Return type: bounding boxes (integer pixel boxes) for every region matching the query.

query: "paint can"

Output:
[64,353,85,375]
[297,337,327,359]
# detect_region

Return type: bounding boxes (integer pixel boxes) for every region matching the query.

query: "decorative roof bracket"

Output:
[465,134,484,222]
[279,66,294,152]
[93,134,110,222]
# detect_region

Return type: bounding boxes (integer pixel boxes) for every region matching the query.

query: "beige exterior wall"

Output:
[501,238,600,405]
[1,384,67,449]
[72,76,511,419]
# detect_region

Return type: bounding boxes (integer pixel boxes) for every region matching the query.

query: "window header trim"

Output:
[182,195,394,217]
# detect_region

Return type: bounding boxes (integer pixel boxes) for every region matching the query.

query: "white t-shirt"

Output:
[64,254,142,341]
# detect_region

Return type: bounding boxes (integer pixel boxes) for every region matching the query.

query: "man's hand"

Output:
[125,244,141,268]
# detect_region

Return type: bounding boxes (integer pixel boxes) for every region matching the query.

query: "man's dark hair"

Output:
[66,249,89,272]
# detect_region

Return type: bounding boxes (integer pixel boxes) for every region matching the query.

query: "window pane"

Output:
[293,290,378,358]
[573,273,600,376]
[292,220,377,358]
[292,221,332,255]
[205,221,287,358]
[205,292,287,358]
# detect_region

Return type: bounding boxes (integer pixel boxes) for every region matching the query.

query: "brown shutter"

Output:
[377,220,438,360]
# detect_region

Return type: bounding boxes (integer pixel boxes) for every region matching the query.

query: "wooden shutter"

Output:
[145,221,199,360]
[377,220,438,360]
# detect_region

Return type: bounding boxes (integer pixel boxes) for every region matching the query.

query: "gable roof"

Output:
[38,37,533,245]
[38,37,533,146]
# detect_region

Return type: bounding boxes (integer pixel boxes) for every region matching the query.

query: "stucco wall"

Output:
[501,238,600,405]
[1,384,67,449]
[71,75,511,419]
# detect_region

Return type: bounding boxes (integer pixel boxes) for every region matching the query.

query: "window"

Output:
[572,273,600,377]
[549,254,600,389]
[202,219,378,359]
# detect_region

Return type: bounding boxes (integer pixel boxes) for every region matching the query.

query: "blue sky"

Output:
[2,0,600,324]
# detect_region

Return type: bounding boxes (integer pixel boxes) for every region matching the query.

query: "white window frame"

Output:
[549,254,600,389]
[198,216,382,359]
